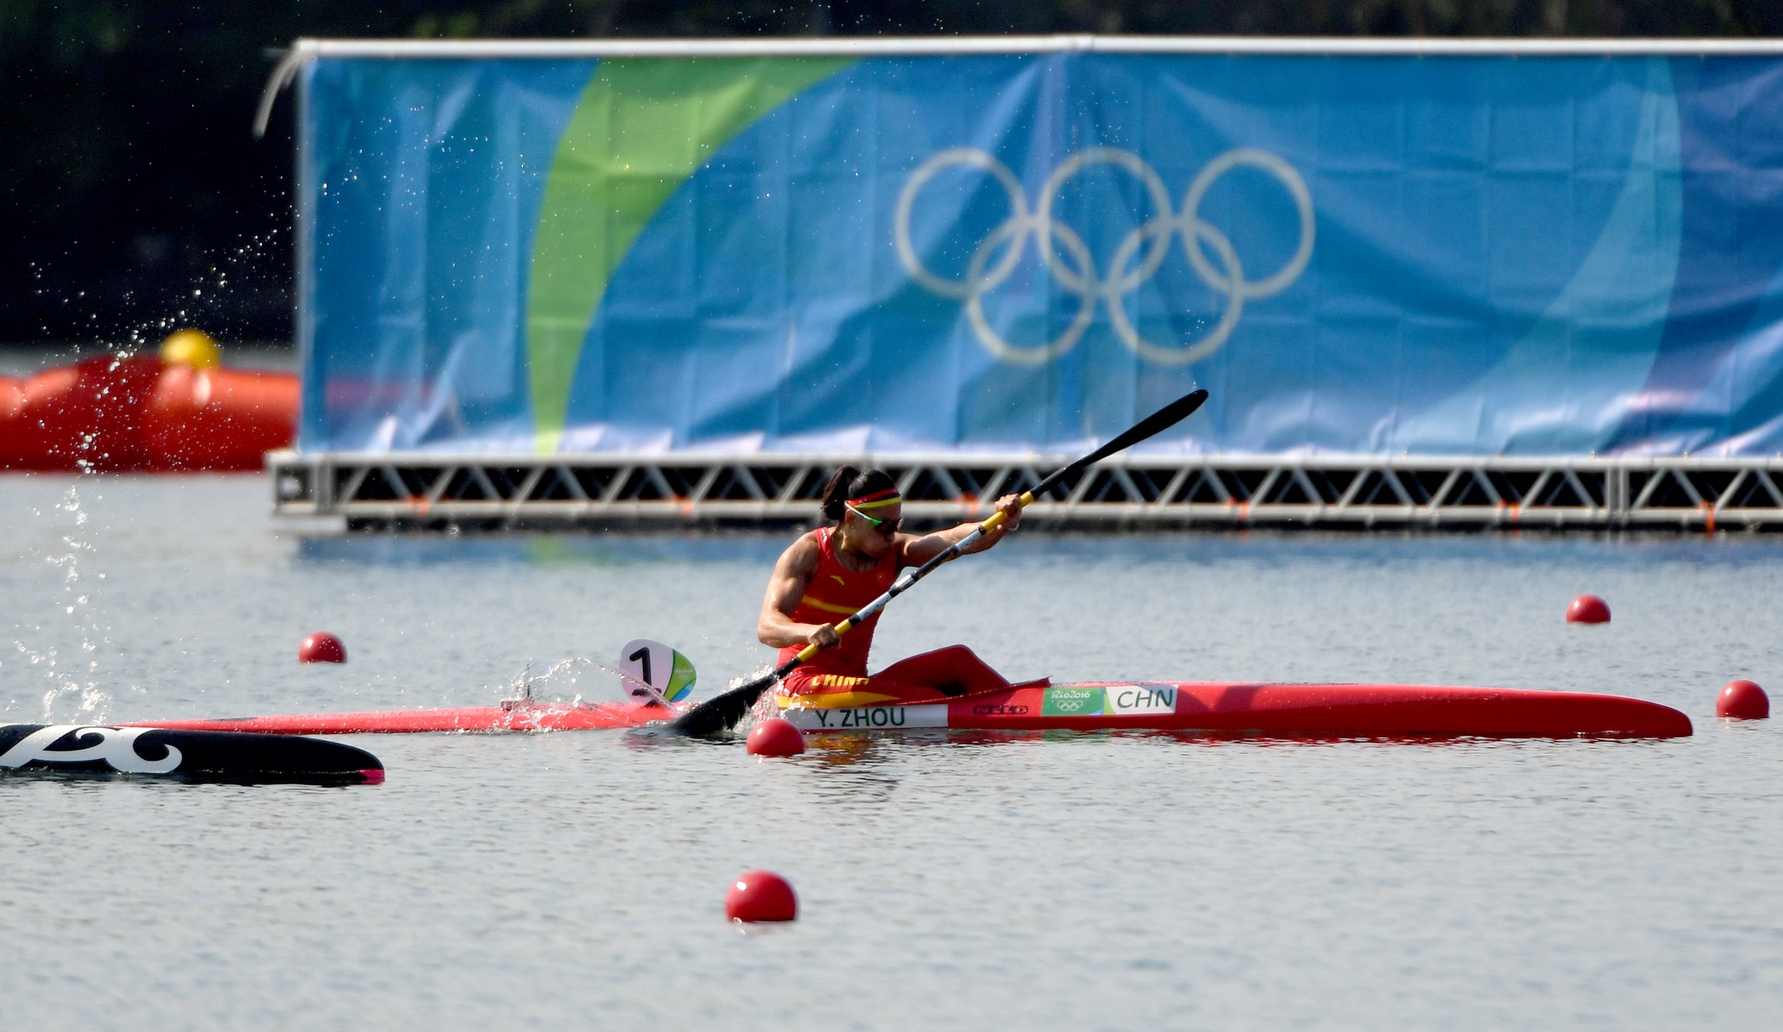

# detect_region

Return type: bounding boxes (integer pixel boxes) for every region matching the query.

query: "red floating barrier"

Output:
[0,354,164,471]
[726,870,797,923]
[1566,594,1611,624]
[0,337,296,472]
[1717,679,1770,720]
[0,376,24,423]
[746,717,806,757]
[299,632,347,664]
[141,364,299,471]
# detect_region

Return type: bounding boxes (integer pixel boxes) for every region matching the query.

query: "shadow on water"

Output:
[0,769,372,789]
[620,724,739,751]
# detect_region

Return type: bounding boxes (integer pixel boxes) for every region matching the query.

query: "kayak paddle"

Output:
[668,388,1210,737]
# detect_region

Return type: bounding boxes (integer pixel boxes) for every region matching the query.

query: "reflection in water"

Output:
[796,729,1064,806]
[797,735,902,805]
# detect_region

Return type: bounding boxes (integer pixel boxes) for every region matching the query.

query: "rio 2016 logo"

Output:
[895,146,1314,366]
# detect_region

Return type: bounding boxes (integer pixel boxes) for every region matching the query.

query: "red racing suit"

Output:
[775,527,1019,704]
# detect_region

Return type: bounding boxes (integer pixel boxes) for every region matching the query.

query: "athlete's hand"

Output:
[807,624,841,649]
[994,493,1023,532]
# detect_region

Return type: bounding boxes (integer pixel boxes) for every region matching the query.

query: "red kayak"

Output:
[131,680,1691,739]
[774,681,1693,738]
[126,699,663,735]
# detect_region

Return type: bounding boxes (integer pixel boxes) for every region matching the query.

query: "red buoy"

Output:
[1566,594,1611,624]
[299,632,347,664]
[1717,680,1770,720]
[746,717,806,756]
[726,870,797,922]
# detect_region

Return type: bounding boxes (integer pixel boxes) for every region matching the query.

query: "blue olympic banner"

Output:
[300,48,1783,457]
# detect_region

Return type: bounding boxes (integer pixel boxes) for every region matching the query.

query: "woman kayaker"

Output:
[758,466,1040,703]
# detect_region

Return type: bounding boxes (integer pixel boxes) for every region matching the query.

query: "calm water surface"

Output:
[2,475,1780,1030]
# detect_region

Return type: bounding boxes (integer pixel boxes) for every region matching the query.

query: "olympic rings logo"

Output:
[894,147,1314,365]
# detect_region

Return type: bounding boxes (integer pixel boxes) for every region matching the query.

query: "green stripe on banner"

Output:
[525,57,853,453]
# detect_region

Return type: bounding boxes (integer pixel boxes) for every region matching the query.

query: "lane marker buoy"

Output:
[747,717,805,756]
[1566,594,1611,624]
[299,632,347,664]
[1717,679,1770,720]
[726,870,797,922]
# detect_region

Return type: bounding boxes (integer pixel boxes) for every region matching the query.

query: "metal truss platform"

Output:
[267,450,1783,532]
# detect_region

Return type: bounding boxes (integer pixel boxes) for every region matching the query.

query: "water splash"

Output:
[498,656,662,707]
[25,484,115,723]
[117,227,291,353]
[735,665,778,734]
[500,657,591,706]
[26,226,292,365]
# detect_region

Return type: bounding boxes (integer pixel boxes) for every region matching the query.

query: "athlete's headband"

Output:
[847,487,902,510]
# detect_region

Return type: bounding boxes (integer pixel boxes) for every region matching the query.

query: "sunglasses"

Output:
[845,503,902,536]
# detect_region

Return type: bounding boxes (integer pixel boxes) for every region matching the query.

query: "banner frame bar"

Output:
[266,450,1783,530]
[287,35,1783,60]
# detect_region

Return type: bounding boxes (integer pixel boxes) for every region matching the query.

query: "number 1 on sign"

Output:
[618,639,698,705]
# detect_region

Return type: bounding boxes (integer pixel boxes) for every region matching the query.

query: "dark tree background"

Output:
[3,0,1780,345]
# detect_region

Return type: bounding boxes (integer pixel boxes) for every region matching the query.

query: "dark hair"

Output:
[820,466,897,522]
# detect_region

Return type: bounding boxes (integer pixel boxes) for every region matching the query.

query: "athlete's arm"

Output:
[899,493,1023,566]
[758,533,842,650]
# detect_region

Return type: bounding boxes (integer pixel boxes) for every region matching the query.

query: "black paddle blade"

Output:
[669,670,778,737]
[1033,388,1209,499]
[1089,388,1208,466]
